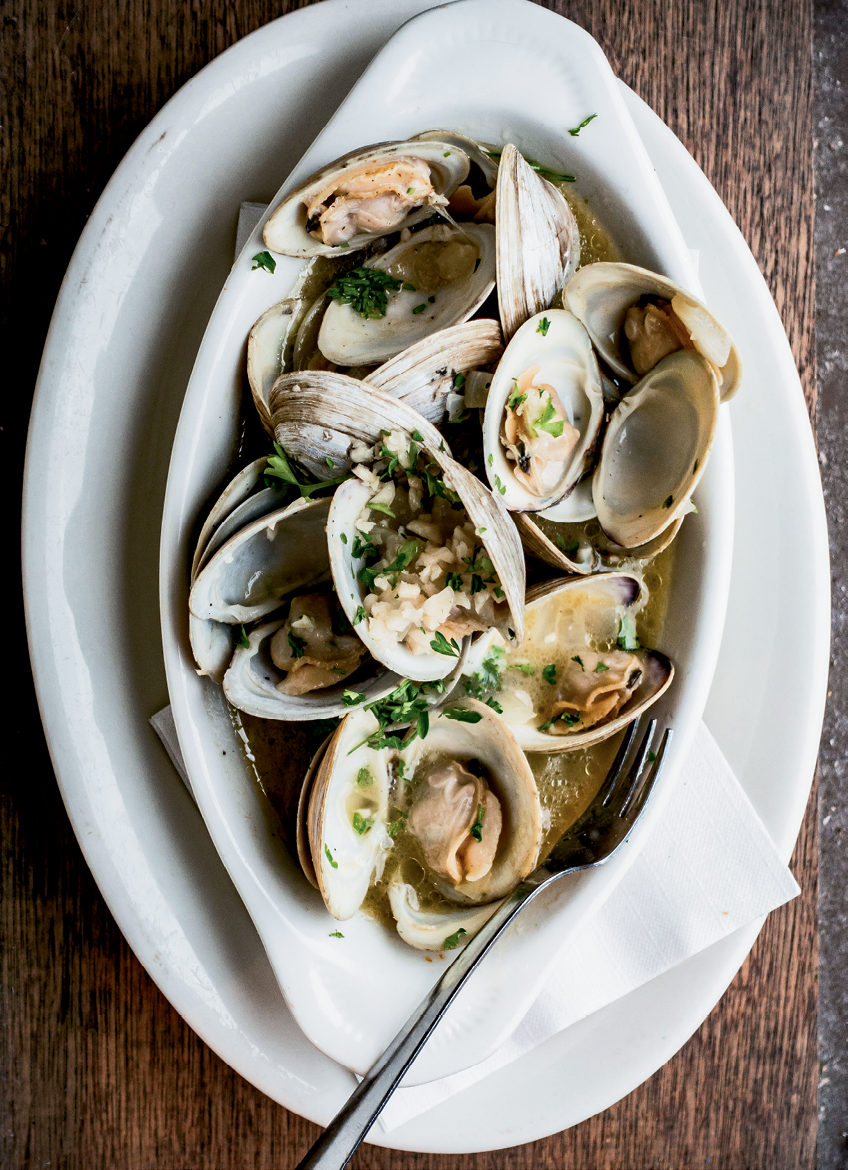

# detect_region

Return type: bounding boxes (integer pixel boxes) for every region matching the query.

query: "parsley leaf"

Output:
[555,535,580,555]
[506,381,527,410]
[595,661,609,673]
[542,664,557,685]
[471,805,484,842]
[464,645,506,702]
[445,571,464,592]
[430,631,461,657]
[441,707,483,723]
[264,443,347,498]
[568,113,597,136]
[536,317,551,336]
[412,303,427,315]
[618,613,639,651]
[571,654,585,670]
[533,397,565,438]
[237,625,250,649]
[287,629,306,659]
[663,495,674,508]
[352,811,374,835]
[354,606,366,624]
[326,265,403,318]
[508,662,536,675]
[251,250,276,273]
[343,690,365,707]
[538,710,581,732]
[485,695,504,714]
[443,928,467,950]
[329,931,344,938]
[324,845,338,869]
[387,814,408,838]
[356,766,373,787]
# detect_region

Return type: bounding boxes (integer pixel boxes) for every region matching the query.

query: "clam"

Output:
[593,350,718,549]
[496,144,581,342]
[317,223,496,366]
[263,140,471,257]
[269,371,446,479]
[305,708,395,920]
[512,513,599,576]
[564,261,742,402]
[483,309,604,513]
[365,318,504,424]
[495,574,674,753]
[247,298,310,434]
[300,698,541,944]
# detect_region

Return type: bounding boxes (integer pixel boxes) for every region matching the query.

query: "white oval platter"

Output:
[22,0,829,1151]
[160,0,734,1085]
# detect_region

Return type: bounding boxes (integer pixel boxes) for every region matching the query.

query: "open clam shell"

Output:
[189,498,332,626]
[306,708,394,920]
[564,261,742,402]
[222,619,400,720]
[269,372,446,479]
[263,139,471,257]
[410,130,499,188]
[387,881,502,951]
[500,574,674,753]
[402,698,541,907]
[512,513,598,576]
[366,318,504,424]
[496,144,581,342]
[317,223,497,367]
[483,309,604,512]
[593,350,718,549]
[247,298,311,433]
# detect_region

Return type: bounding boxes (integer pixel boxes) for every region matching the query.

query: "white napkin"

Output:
[151,706,799,1129]
[151,205,798,1129]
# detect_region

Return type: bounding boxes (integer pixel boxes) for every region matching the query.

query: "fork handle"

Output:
[295,876,547,1170]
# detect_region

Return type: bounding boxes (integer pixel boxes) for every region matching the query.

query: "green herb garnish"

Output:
[264,442,347,498]
[441,707,483,723]
[494,475,506,495]
[568,113,597,136]
[352,811,374,835]
[324,845,338,869]
[287,629,306,658]
[508,662,536,675]
[356,766,374,787]
[471,805,484,842]
[342,690,365,707]
[595,662,609,673]
[431,631,461,657]
[618,613,639,651]
[533,397,565,438]
[237,625,250,649]
[413,303,427,315]
[663,495,674,509]
[571,654,584,670]
[354,606,366,624]
[542,664,557,685]
[387,814,408,838]
[445,571,464,591]
[443,928,467,950]
[326,265,404,318]
[251,250,276,273]
[555,536,580,555]
[538,711,581,732]
[536,317,551,335]
[485,696,504,714]
[329,931,344,938]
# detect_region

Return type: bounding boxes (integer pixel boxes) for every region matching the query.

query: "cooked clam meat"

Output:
[623,295,696,376]
[537,649,642,735]
[501,364,580,495]
[270,593,366,695]
[304,156,446,247]
[408,758,502,884]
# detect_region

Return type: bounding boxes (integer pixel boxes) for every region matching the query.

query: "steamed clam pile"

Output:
[188,131,740,950]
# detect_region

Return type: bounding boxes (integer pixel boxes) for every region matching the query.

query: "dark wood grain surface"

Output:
[4,0,819,1166]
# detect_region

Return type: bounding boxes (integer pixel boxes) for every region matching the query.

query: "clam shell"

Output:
[513,513,598,576]
[269,372,446,479]
[502,574,674,753]
[307,708,393,920]
[593,350,718,548]
[263,140,471,257]
[366,318,504,424]
[317,223,496,366]
[563,261,742,402]
[496,144,581,341]
[247,298,311,433]
[410,130,499,187]
[222,619,400,720]
[403,698,541,905]
[387,880,502,951]
[483,309,604,512]
[191,457,269,580]
[189,498,332,625]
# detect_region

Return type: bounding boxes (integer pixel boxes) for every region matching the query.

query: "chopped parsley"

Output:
[324,845,338,869]
[342,690,366,707]
[687,499,698,514]
[494,475,507,495]
[464,645,506,702]
[663,495,674,509]
[485,696,504,714]
[618,613,639,651]
[571,654,585,670]
[326,266,404,318]
[452,372,466,390]
[430,630,461,657]
[533,397,565,438]
[471,805,485,842]
[264,442,347,498]
[568,113,597,136]
[445,571,464,591]
[237,625,250,649]
[508,662,536,675]
[441,707,483,723]
[287,629,306,659]
[352,811,374,835]
[354,606,366,624]
[484,149,575,183]
[506,381,527,410]
[443,928,467,950]
[595,661,609,673]
[356,766,374,787]
[538,710,581,732]
[542,664,557,685]
[329,931,344,938]
[412,303,427,314]
[387,814,408,838]
[536,317,551,336]
[555,535,580,555]
[251,250,276,273]
[369,501,396,518]
[340,532,348,544]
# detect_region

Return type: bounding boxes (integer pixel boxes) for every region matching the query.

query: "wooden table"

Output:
[4,0,818,1165]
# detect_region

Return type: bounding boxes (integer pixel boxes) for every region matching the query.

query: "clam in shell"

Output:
[483,308,604,514]
[317,223,496,367]
[564,261,742,402]
[496,574,674,753]
[263,139,471,257]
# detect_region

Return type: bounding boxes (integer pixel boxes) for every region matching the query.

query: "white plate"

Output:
[161,0,734,1085]
[23,0,829,1151]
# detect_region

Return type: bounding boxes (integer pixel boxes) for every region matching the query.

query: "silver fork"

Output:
[295,717,672,1170]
